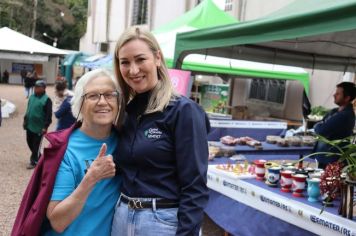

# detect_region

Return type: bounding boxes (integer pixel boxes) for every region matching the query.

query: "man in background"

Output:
[23,80,52,169]
[2,70,9,83]
[313,82,356,168]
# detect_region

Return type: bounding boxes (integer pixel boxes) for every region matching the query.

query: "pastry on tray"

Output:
[220,135,238,145]
[246,140,262,147]
[285,136,302,146]
[237,136,258,145]
[301,136,316,146]
[208,146,220,160]
[276,138,289,147]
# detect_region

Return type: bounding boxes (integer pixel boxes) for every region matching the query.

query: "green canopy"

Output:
[154,0,236,64]
[155,0,309,91]
[62,52,86,89]
[173,0,356,73]
[153,0,236,34]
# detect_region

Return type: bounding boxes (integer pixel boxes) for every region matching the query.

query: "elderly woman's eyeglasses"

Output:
[82,91,119,102]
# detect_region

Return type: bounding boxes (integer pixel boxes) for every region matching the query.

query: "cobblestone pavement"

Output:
[0,84,224,236]
[0,84,55,235]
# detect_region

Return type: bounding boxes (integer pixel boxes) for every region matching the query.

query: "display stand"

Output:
[340,178,356,219]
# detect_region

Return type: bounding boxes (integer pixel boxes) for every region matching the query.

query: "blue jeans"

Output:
[111,197,178,236]
[25,87,33,98]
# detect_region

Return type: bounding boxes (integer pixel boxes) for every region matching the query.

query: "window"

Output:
[225,0,233,11]
[131,0,148,25]
[249,79,286,104]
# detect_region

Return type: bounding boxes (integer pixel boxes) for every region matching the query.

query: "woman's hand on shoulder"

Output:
[86,143,116,182]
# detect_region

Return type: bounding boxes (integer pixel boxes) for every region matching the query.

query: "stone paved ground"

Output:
[0,84,224,236]
[0,84,49,235]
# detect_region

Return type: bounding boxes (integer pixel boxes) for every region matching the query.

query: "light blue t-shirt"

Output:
[45,129,120,236]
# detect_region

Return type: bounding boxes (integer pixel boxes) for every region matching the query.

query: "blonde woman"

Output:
[111,26,210,236]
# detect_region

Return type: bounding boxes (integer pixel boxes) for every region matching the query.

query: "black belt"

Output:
[120,196,179,209]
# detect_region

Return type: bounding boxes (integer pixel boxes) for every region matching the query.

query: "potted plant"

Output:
[292,135,356,215]
[304,135,356,181]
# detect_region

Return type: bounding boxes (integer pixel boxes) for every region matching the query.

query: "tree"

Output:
[0,0,33,36]
[0,0,87,50]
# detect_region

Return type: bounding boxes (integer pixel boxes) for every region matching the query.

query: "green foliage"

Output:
[0,0,88,50]
[0,0,33,35]
[310,106,330,117]
[301,135,356,175]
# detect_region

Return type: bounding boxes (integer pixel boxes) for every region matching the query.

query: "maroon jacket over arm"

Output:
[11,123,79,236]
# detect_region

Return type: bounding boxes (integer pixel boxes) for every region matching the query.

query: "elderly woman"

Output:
[111,26,210,236]
[12,68,122,236]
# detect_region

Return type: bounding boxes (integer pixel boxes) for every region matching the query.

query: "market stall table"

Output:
[209,154,303,163]
[205,160,356,236]
[208,120,288,142]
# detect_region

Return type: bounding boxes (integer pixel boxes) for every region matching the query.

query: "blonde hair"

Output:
[71,68,123,125]
[114,26,178,115]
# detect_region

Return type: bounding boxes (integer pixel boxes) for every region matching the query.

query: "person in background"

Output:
[24,72,36,98]
[21,68,27,85]
[23,80,52,169]
[0,98,2,127]
[111,26,210,236]
[12,69,122,236]
[3,70,9,83]
[313,82,356,169]
[53,80,75,130]
[31,69,38,80]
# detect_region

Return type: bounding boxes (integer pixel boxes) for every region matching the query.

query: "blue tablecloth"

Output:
[205,190,317,236]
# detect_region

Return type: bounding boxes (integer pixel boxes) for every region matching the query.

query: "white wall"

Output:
[230,78,304,120]
[151,0,187,30]
[1,58,58,85]
[307,69,344,109]
[43,57,58,84]
[93,0,108,43]
[108,1,127,42]
[238,0,294,21]
[79,14,97,53]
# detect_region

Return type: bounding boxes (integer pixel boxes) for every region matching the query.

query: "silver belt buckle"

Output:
[128,199,144,209]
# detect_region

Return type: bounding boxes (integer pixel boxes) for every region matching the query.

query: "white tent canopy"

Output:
[0,27,67,61]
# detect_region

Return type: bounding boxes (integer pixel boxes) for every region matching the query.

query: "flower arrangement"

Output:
[319,162,343,207]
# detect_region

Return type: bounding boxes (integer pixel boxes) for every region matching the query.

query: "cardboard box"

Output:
[231,106,248,120]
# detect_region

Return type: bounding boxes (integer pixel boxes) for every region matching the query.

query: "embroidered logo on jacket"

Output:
[144,128,162,139]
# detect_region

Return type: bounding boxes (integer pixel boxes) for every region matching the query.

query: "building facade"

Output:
[80,0,352,121]
[80,0,192,55]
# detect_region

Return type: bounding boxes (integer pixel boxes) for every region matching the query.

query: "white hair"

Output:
[71,68,119,121]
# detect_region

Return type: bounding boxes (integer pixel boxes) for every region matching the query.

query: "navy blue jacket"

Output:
[54,96,76,131]
[115,92,210,236]
[313,103,355,164]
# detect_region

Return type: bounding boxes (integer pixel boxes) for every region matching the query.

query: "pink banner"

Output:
[168,69,191,96]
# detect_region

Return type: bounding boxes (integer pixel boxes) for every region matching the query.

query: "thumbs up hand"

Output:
[86,143,116,182]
